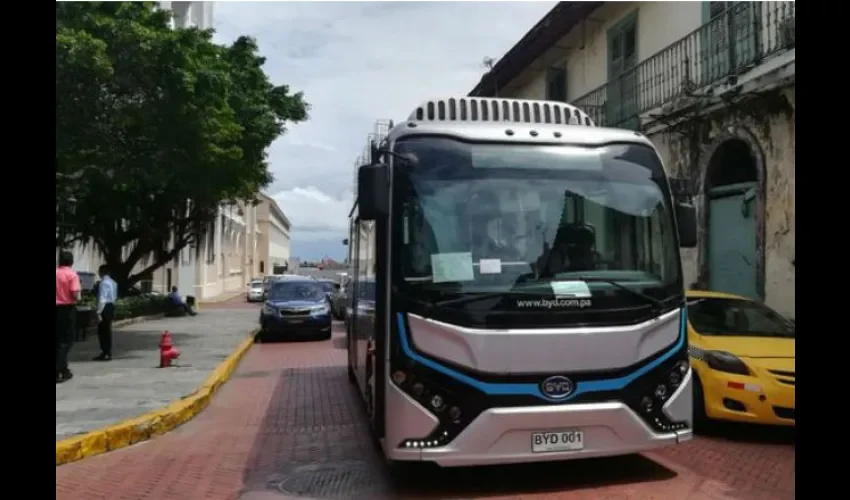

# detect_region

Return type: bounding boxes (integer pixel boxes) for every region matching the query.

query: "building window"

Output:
[607,10,639,129]
[545,67,567,102]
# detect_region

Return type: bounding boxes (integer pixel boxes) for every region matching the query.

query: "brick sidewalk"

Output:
[55,309,259,441]
[56,323,794,500]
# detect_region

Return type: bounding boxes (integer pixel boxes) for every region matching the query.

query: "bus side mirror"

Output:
[676,202,697,248]
[358,163,388,221]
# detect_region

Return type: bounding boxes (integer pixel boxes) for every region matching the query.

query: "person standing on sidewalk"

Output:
[56,250,82,383]
[93,264,117,362]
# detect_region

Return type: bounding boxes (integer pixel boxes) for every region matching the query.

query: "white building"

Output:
[159,1,214,30]
[470,1,795,317]
[256,192,292,276]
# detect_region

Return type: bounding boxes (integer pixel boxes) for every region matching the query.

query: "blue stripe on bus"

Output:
[396,308,686,403]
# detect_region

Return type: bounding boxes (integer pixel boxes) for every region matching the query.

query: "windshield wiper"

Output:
[431,290,546,309]
[575,277,666,313]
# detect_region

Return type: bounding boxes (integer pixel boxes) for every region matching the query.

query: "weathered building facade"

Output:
[470,1,795,317]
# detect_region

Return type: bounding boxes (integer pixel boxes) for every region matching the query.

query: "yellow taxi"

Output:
[686,290,795,426]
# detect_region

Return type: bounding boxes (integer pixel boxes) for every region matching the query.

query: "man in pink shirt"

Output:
[56,250,82,383]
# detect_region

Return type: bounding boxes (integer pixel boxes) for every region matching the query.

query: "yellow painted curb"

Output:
[56,328,259,466]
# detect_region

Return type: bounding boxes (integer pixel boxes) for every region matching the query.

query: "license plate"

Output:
[531,429,584,453]
[286,319,304,324]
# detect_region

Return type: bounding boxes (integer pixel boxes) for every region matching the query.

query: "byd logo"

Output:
[541,376,574,399]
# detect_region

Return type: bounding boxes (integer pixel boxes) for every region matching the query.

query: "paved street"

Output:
[56,308,259,441]
[56,299,794,500]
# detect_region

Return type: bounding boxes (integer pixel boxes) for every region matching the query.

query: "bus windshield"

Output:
[391,136,683,324]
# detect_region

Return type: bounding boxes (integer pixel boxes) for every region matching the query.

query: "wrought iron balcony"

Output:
[574,1,795,129]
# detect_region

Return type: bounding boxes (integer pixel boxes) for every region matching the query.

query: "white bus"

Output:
[345,97,697,470]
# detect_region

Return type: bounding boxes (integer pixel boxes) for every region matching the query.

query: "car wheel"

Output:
[692,374,709,429]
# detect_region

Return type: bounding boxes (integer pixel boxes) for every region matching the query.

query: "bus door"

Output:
[352,220,379,422]
[358,280,377,420]
[348,219,361,392]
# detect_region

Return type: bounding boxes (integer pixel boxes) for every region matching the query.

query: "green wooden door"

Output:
[701,2,762,85]
[707,182,759,299]
[606,10,639,129]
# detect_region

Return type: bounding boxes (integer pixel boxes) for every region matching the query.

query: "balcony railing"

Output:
[574,1,795,129]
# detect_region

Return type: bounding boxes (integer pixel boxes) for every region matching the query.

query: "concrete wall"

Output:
[649,86,795,317]
[269,227,290,267]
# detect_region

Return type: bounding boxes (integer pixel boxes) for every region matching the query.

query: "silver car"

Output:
[246,280,264,302]
[330,282,349,320]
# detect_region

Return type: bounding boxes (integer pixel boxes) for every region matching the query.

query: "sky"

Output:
[213,0,556,261]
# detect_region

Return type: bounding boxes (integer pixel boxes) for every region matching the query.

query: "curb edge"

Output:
[56,328,259,466]
[197,291,244,306]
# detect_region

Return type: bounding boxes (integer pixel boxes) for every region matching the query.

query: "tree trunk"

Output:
[99,234,191,297]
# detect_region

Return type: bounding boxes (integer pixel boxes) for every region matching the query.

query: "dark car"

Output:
[316,279,337,301]
[258,280,332,342]
[261,275,282,300]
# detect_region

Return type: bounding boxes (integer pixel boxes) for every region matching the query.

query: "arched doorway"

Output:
[705,138,760,299]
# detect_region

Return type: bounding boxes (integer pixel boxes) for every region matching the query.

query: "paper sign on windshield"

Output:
[431,252,474,283]
[551,281,592,298]
[479,258,502,274]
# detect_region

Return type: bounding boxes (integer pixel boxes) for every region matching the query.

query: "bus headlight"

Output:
[392,368,467,449]
[633,357,690,433]
[430,394,444,410]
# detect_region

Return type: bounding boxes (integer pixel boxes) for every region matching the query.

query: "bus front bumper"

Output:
[385,371,693,467]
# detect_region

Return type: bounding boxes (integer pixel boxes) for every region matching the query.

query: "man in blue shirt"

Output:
[167,286,196,316]
[94,264,118,361]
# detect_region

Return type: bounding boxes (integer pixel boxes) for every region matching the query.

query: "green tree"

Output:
[56,2,308,294]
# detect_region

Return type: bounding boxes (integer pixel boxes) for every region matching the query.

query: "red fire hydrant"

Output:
[159,331,181,368]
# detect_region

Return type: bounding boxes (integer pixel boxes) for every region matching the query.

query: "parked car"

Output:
[258,280,332,342]
[316,279,336,300]
[331,282,348,320]
[686,290,795,427]
[246,279,264,302]
[261,275,282,300]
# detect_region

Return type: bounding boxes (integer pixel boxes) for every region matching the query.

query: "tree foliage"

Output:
[56,2,308,294]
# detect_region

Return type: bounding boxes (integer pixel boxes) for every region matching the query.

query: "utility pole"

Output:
[482,57,498,97]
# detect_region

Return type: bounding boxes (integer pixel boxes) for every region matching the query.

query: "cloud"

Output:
[272,186,351,238]
[213,1,555,259]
